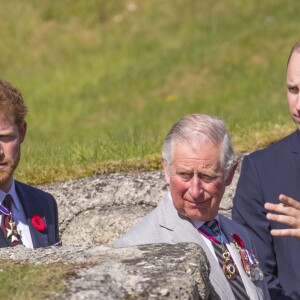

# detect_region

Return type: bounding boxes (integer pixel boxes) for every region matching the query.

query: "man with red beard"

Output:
[0,79,60,248]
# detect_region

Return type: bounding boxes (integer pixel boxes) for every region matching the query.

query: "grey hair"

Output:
[162,114,235,179]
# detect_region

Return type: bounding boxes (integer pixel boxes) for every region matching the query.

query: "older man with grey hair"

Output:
[116,114,270,300]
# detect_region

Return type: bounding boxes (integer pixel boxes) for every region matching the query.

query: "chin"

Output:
[186,210,211,221]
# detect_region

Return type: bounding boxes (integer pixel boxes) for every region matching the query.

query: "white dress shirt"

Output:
[0,179,34,248]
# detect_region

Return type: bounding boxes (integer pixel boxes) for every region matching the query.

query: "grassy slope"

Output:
[0,260,76,299]
[0,0,299,184]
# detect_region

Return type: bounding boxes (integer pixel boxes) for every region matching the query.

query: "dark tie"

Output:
[203,220,249,300]
[1,194,22,247]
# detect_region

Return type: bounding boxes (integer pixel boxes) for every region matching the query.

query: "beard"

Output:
[0,153,20,191]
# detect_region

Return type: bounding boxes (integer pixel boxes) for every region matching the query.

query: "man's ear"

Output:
[19,121,27,144]
[225,161,238,186]
[162,159,170,184]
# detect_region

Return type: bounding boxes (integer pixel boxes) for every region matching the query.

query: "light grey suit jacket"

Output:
[115,193,270,300]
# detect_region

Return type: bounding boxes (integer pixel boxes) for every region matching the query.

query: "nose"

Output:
[189,175,203,198]
[0,143,3,158]
[296,95,300,112]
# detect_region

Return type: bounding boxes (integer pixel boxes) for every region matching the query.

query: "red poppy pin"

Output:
[31,215,46,232]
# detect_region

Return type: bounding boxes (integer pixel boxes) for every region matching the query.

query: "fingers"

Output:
[265,195,300,219]
[265,195,300,240]
[264,202,283,213]
[279,194,300,210]
[264,202,294,218]
[270,228,300,239]
[266,212,297,228]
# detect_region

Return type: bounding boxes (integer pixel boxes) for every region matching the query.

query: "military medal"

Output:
[232,233,264,281]
[221,247,239,279]
[199,223,239,280]
[0,203,21,244]
[6,218,21,243]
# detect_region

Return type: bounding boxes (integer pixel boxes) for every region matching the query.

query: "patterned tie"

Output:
[1,194,22,246]
[203,220,249,300]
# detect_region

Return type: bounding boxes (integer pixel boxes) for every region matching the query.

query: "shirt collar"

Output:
[0,179,21,211]
[191,214,220,230]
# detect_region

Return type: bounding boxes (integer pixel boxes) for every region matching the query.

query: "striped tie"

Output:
[204,220,249,300]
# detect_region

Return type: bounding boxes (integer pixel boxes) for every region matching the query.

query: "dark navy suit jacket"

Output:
[232,130,300,300]
[0,180,59,248]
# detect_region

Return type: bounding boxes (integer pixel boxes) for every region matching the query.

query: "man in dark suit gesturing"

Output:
[116,114,270,300]
[232,42,300,299]
[0,79,60,248]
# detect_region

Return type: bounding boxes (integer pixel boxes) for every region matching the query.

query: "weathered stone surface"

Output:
[41,171,167,246]
[0,243,218,300]
[39,156,242,247]
[62,243,216,300]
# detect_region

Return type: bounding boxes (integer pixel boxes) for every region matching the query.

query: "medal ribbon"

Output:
[198,224,223,245]
[0,203,14,217]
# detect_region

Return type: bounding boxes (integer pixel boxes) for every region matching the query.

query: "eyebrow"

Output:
[286,83,299,89]
[175,167,219,176]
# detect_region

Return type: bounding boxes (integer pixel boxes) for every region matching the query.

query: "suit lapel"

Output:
[157,194,203,244]
[290,130,300,179]
[219,215,264,300]
[157,194,235,299]
[0,226,9,248]
[15,182,49,248]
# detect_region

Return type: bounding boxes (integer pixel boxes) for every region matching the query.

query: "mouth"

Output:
[293,114,300,122]
[0,162,9,169]
[186,199,210,206]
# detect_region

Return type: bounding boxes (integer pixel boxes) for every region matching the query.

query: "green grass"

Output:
[0,0,299,184]
[0,260,76,299]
